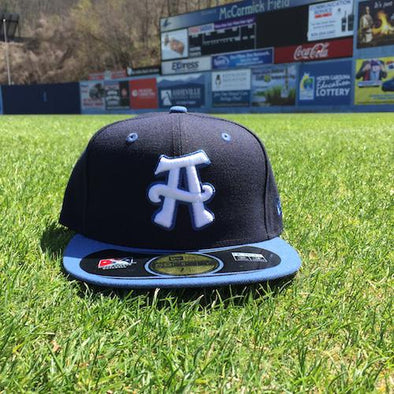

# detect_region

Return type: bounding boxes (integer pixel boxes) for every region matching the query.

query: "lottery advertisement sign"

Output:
[298,60,352,105]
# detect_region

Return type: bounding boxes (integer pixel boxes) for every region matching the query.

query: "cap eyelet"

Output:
[221,132,232,142]
[126,132,138,144]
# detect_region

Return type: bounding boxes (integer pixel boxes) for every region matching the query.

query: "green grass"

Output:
[0,113,392,392]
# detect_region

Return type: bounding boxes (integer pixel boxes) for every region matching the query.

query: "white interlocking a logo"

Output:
[148,150,215,230]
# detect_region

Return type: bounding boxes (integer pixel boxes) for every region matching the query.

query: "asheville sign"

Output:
[157,73,206,107]
[298,60,352,105]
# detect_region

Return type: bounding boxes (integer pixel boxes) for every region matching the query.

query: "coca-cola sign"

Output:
[275,38,353,64]
[293,43,329,61]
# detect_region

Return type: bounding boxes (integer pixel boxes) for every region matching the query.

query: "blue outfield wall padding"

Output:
[2,82,81,114]
[0,85,3,114]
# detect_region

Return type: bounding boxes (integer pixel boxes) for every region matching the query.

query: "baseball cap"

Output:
[59,106,301,288]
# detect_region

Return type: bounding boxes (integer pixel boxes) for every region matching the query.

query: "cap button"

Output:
[169,106,188,114]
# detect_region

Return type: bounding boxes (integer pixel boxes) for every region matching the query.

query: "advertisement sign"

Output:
[129,78,158,109]
[251,64,296,107]
[157,73,206,107]
[298,60,352,105]
[161,56,211,75]
[161,29,188,60]
[80,81,105,111]
[275,38,353,63]
[256,6,309,47]
[189,16,256,57]
[88,70,126,80]
[104,80,130,110]
[160,0,323,32]
[357,1,394,48]
[126,66,160,76]
[212,48,273,69]
[212,69,251,106]
[308,0,354,41]
[355,57,394,104]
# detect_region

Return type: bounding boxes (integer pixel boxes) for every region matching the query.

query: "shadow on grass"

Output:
[41,221,297,307]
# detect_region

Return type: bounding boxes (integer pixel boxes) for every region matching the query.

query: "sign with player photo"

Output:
[157,73,206,108]
[298,60,352,105]
[161,29,188,60]
[129,78,158,109]
[212,69,251,107]
[357,1,394,48]
[188,16,256,58]
[104,80,130,110]
[355,57,394,104]
[251,64,296,107]
[80,81,105,112]
[308,0,354,41]
[212,48,273,70]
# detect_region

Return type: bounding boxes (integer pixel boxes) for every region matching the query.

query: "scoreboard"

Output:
[189,17,256,57]
[160,0,355,74]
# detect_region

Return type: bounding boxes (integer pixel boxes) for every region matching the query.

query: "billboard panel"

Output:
[88,70,126,80]
[161,56,211,75]
[357,1,394,48]
[189,17,256,57]
[298,60,352,105]
[355,57,394,104]
[212,69,251,107]
[104,80,130,110]
[129,78,158,109]
[256,6,309,48]
[212,48,273,70]
[275,37,353,63]
[251,64,296,107]
[161,29,189,60]
[157,73,206,108]
[80,81,105,111]
[160,0,322,32]
[308,0,354,41]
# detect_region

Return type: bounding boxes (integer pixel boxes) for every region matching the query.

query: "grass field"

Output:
[0,113,392,392]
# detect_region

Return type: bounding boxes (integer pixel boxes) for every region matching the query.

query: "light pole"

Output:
[3,18,11,85]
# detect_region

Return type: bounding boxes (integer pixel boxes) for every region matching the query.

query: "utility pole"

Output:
[3,18,11,85]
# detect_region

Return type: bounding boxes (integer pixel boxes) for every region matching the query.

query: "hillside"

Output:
[0,0,233,84]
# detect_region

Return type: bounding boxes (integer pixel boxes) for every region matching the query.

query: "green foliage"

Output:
[263,86,296,106]
[0,114,392,392]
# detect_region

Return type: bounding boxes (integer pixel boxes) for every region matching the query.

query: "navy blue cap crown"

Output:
[60,109,282,250]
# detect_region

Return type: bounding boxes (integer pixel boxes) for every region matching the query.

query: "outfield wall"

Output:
[80,0,394,114]
[1,83,80,114]
[0,0,393,114]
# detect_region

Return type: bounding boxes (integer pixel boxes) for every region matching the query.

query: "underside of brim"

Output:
[62,234,301,288]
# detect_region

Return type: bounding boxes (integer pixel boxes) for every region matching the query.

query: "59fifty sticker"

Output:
[146,253,222,277]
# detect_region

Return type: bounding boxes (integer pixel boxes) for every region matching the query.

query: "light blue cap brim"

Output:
[62,234,301,288]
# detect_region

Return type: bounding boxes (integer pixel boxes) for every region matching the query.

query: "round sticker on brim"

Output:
[147,253,222,276]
